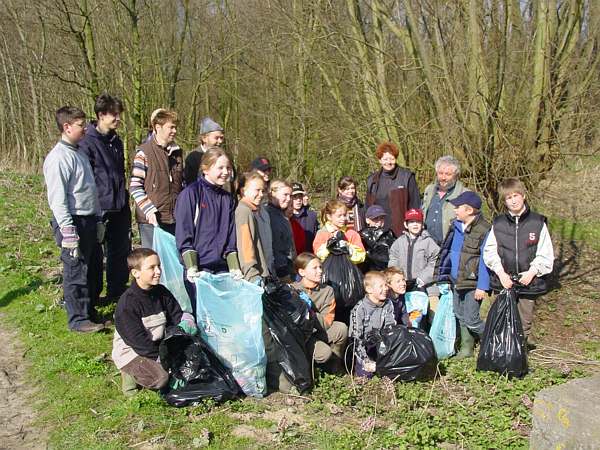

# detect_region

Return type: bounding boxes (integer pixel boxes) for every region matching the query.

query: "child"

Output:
[349,271,396,377]
[336,176,366,232]
[265,180,296,280]
[359,205,396,271]
[312,200,366,264]
[436,192,491,359]
[483,178,554,348]
[293,253,349,370]
[291,182,318,253]
[384,267,424,327]
[112,248,197,396]
[388,208,440,321]
[43,106,104,333]
[235,171,269,284]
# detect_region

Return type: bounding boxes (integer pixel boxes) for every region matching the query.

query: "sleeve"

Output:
[224,196,238,255]
[388,238,401,268]
[43,152,74,229]
[421,238,440,285]
[347,230,366,264]
[529,223,554,276]
[174,186,198,258]
[317,288,336,329]
[129,149,158,219]
[383,302,397,327]
[114,300,158,359]
[482,226,505,275]
[313,230,330,260]
[162,287,184,325]
[476,233,491,291]
[349,304,371,364]
[407,173,421,210]
[235,207,260,281]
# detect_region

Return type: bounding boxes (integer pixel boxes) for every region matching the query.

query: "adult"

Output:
[422,155,470,245]
[250,156,273,183]
[130,109,183,248]
[79,93,131,301]
[291,182,318,253]
[337,176,366,232]
[266,180,296,280]
[365,141,420,236]
[183,117,225,186]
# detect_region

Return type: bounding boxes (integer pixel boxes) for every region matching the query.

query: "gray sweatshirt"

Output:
[349,297,396,364]
[43,140,100,228]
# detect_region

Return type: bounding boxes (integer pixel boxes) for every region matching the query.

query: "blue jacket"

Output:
[175,175,237,272]
[292,205,318,252]
[78,122,127,213]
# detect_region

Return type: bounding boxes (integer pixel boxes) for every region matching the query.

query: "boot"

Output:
[455,326,474,359]
[121,372,138,397]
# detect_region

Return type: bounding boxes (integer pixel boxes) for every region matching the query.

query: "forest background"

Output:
[1,0,599,211]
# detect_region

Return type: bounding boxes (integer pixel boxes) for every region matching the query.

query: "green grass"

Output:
[0,173,593,449]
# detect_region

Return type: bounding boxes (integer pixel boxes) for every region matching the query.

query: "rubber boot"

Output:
[121,372,138,397]
[455,326,475,359]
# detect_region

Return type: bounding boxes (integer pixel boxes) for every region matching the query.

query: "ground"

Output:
[0,159,599,449]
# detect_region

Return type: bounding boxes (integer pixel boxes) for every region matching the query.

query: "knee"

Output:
[150,368,169,390]
[313,340,333,364]
[327,321,348,344]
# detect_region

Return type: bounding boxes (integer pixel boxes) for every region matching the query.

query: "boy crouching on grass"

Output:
[349,271,396,378]
[112,248,197,396]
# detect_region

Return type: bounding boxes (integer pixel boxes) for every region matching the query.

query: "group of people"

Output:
[43,93,555,397]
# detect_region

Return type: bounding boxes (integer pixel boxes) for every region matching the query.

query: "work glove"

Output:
[186,266,206,283]
[225,252,242,280]
[61,225,80,259]
[298,290,313,308]
[415,277,425,288]
[178,312,197,335]
[96,222,106,244]
[169,378,186,390]
[229,269,243,280]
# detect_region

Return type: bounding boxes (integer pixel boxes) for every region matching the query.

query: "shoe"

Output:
[73,321,105,333]
[455,326,475,359]
[525,336,537,350]
[121,372,138,397]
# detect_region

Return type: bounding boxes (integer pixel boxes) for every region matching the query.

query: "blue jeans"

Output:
[453,288,485,336]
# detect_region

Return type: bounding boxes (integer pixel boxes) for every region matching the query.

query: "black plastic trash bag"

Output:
[262,281,316,393]
[321,232,365,322]
[159,327,242,407]
[368,324,437,381]
[359,226,396,271]
[477,289,528,378]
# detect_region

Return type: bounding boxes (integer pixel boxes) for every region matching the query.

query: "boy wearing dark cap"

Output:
[436,192,491,358]
[291,182,318,253]
[250,156,273,183]
[359,205,396,271]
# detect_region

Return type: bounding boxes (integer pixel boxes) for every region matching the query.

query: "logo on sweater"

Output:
[201,202,208,208]
[528,232,537,242]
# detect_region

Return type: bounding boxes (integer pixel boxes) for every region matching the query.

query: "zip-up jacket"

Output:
[293,281,336,330]
[292,205,319,252]
[349,297,396,365]
[235,199,269,281]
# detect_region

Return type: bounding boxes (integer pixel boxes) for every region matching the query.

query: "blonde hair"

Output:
[364,271,386,290]
[269,180,291,196]
[320,199,347,224]
[200,147,231,173]
[498,178,526,203]
[383,267,405,284]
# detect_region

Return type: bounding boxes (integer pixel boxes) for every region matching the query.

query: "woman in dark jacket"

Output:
[337,176,366,232]
[365,142,420,236]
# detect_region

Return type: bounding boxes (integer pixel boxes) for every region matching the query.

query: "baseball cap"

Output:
[250,157,272,172]
[449,191,482,210]
[291,182,305,196]
[366,205,387,219]
[404,208,424,222]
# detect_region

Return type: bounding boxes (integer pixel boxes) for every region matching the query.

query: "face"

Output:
[302,194,309,207]
[379,152,397,171]
[299,258,322,285]
[292,194,304,211]
[388,273,406,295]
[367,277,388,303]
[271,186,292,210]
[338,183,356,199]
[203,155,232,186]
[328,207,347,229]
[436,164,458,190]
[98,111,121,131]
[133,254,161,289]
[257,169,272,182]
[63,118,86,144]
[241,178,265,207]
[155,121,177,145]
[405,220,423,235]
[504,192,525,214]
[366,215,385,228]
[202,130,224,147]
[453,204,474,222]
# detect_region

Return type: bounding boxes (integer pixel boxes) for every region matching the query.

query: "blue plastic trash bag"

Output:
[404,291,429,327]
[152,227,193,313]
[195,273,267,398]
[429,284,456,359]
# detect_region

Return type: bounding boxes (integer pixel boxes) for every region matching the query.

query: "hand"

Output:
[60,225,79,258]
[96,222,106,244]
[498,271,513,289]
[229,269,243,280]
[68,247,80,259]
[186,266,205,283]
[147,212,158,227]
[338,240,349,250]
[518,269,537,286]
[474,289,486,301]
[363,361,376,373]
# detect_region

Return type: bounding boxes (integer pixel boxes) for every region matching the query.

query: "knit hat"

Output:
[449,191,482,210]
[404,208,424,222]
[291,182,305,195]
[198,117,224,135]
[366,205,387,219]
[250,157,272,172]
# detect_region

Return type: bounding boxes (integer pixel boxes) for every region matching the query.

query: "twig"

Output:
[531,353,600,366]
[286,393,311,401]
[130,435,164,448]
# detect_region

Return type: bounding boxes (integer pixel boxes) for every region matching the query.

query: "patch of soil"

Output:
[0,314,46,449]
[231,424,273,444]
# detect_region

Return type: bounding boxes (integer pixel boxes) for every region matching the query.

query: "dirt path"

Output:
[0,316,46,450]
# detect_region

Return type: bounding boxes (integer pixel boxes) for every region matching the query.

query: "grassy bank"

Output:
[0,173,594,449]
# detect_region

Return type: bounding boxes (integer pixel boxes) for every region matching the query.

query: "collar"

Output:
[365,296,386,308]
[59,139,78,150]
[505,204,530,222]
[198,175,226,193]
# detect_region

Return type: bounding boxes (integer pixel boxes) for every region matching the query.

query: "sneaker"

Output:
[73,321,105,333]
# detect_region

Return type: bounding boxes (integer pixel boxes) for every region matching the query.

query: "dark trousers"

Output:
[138,222,175,249]
[52,216,102,330]
[103,205,131,298]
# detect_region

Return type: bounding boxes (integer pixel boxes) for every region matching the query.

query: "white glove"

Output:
[186,267,205,283]
[229,269,243,280]
[416,277,425,288]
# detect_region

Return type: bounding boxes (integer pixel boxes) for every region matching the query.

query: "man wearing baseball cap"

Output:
[436,191,491,359]
[250,157,273,183]
[290,182,318,252]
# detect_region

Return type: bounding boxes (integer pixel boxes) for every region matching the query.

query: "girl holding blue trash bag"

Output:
[175,147,242,312]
